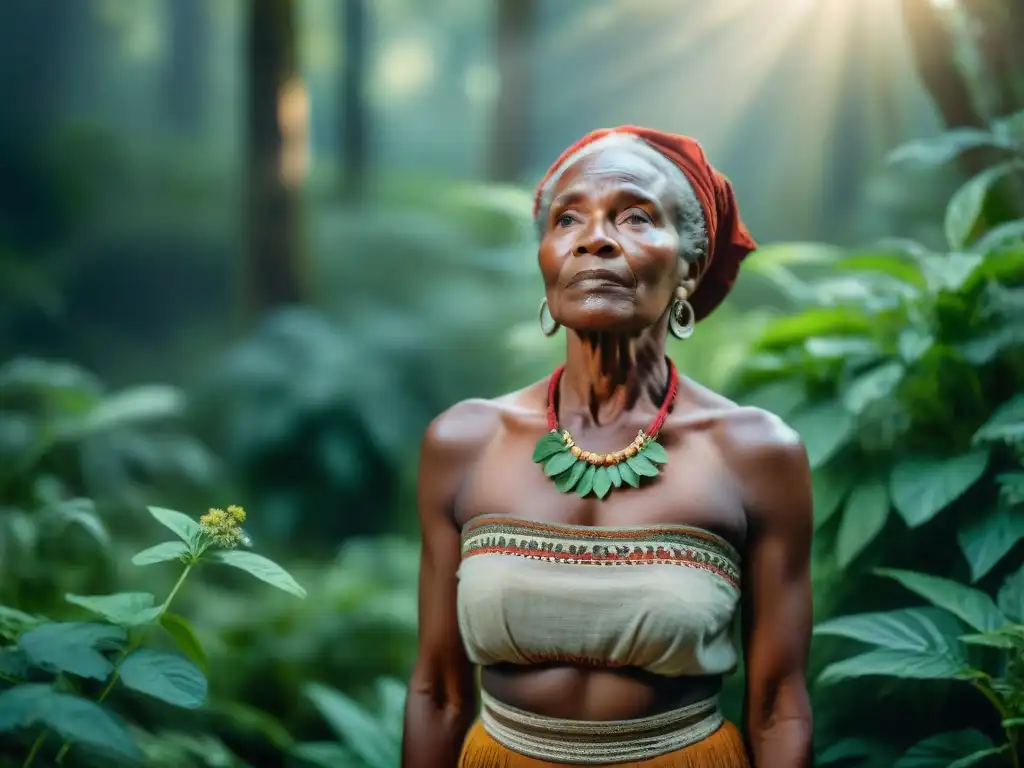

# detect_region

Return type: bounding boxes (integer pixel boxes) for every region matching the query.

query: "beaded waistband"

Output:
[479,690,724,764]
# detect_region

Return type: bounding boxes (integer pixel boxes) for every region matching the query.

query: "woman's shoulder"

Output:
[421,381,548,460]
[676,377,805,476]
[685,385,811,526]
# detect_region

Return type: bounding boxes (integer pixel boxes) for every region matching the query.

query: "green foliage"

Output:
[739,112,1024,765]
[191,181,543,549]
[206,551,307,599]
[293,679,405,768]
[0,357,220,617]
[0,504,305,766]
[0,684,142,763]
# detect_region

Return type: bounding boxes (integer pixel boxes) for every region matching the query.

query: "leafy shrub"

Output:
[292,678,406,768]
[0,504,305,767]
[0,357,221,616]
[734,112,1024,765]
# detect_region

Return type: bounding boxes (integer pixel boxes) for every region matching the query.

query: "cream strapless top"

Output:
[456,515,742,678]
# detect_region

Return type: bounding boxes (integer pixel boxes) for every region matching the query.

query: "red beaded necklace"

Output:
[531,359,680,499]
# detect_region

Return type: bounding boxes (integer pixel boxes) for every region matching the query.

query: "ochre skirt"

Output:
[458,692,750,767]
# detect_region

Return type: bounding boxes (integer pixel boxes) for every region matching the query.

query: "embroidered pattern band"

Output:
[474,690,727,765]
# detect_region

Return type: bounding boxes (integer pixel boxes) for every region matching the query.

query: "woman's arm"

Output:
[401,403,492,768]
[734,411,814,768]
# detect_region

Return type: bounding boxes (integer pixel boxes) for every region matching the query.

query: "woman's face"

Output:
[538,145,685,335]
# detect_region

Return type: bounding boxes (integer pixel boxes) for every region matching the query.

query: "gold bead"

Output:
[571,445,582,458]
[580,451,592,462]
[625,445,638,458]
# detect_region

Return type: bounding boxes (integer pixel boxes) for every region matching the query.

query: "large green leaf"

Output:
[915,251,983,293]
[18,622,125,681]
[895,729,1001,768]
[754,309,873,351]
[817,648,963,684]
[997,565,1024,622]
[147,506,202,544]
[65,592,163,627]
[814,608,966,683]
[814,607,963,651]
[875,569,1006,632]
[837,250,929,290]
[790,401,856,469]
[898,328,934,364]
[957,630,1015,650]
[886,129,1013,169]
[159,614,209,675]
[956,506,1024,583]
[132,541,189,566]
[889,451,990,527]
[304,682,396,768]
[207,550,307,599]
[71,384,186,435]
[804,337,880,362]
[118,649,207,709]
[836,481,889,567]
[0,684,140,761]
[972,219,1024,254]
[842,362,905,415]
[39,498,110,547]
[810,462,858,531]
[945,160,1024,248]
[972,394,1024,446]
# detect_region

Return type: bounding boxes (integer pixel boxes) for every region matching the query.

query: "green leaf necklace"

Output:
[532,360,679,499]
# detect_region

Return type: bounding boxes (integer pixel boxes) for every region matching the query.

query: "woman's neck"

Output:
[559,329,669,427]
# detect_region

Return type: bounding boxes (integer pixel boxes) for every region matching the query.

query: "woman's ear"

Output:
[677,279,697,301]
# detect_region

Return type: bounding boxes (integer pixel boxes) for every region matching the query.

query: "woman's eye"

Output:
[624,210,651,225]
[556,213,576,228]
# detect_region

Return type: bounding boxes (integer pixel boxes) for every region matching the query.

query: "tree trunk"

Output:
[340,0,369,199]
[900,0,984,131]
[243,0,306,321]
[489,0,536,183]
[958,0,1024,120]
[165,0,209,137]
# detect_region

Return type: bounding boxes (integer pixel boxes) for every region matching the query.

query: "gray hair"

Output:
[534,133,708,265]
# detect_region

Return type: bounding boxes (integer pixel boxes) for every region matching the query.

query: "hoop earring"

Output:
[538,299,560,337]
[669,299,695,340]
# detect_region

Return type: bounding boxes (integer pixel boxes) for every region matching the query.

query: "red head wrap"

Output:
[533,126,757,322]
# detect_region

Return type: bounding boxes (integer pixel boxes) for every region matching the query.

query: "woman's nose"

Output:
[574,222,620,257]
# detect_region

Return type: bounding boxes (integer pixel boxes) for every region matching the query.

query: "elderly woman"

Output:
[401,126,814,767]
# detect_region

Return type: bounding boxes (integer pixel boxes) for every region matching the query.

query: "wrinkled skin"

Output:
[401,144,814,768]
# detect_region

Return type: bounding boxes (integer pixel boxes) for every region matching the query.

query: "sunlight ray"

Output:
[600,0,819,151]
[537,0,769,121]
